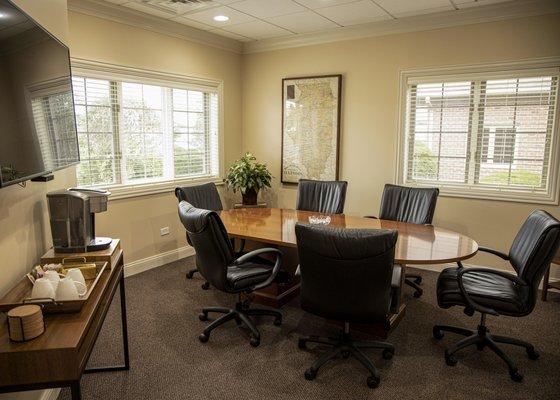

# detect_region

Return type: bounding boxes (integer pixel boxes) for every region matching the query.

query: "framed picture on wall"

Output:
[281,74,342,184]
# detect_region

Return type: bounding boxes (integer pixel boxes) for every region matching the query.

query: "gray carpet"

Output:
[59,258,560,400]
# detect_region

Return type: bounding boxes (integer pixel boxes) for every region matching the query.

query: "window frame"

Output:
[71,59,224,200]
[396,58,560,205]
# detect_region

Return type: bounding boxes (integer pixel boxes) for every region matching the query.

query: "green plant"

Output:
[224,152,272,195]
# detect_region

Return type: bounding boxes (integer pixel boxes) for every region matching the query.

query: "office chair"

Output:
[434,210,560,382]
[295,223,403,388]
[296,179,348,214]
[175,183,244,289]
[178,201,283,347]
[373,183,439,298]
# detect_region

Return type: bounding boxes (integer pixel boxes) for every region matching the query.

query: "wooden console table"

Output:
[0,239,129,400]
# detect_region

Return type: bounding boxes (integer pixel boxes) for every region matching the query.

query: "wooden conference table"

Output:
[221,208,478,335]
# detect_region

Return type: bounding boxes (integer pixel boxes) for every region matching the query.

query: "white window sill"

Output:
[91,176,224,201]
[403,181,559,205]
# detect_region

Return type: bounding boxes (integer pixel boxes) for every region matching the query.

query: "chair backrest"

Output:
[295,223,398,324]
[508,210,560,293]
[379,184,439,225]
[178,201,234,291]
[175,182,223,211]
[296,179,348,214]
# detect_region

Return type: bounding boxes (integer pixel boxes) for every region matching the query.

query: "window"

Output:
[400,65,560,204]
[71,66,221,195]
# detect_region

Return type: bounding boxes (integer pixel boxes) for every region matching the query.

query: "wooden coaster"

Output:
[7,305,45,342]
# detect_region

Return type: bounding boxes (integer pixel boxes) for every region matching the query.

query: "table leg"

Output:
[70,380,81,400]
[84,269,130,373]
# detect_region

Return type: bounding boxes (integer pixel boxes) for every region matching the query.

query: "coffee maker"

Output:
[47,188,112,253]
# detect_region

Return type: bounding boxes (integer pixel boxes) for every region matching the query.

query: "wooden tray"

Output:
[0,262,108,314]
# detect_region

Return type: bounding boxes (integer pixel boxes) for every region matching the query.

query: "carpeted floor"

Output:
[59,257,560,400]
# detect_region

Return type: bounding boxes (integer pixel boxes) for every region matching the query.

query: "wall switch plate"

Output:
[160,227,170,236]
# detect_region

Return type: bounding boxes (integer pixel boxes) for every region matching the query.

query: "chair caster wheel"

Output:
[382,349,394,360]
[445,352,457,367]
[298,339,307,350]
[527,348,539,360]
[476,343,485,351]
[198,312,208,321]
[414,276,422,284]
[304,368,317,381]
[433,327,444,340]
[413,290,423,298]
[341,350,350,359]
[201,282,210,290]
[510,370,523,382]
[273,317,282,326]
[250,336,260,347]
[186,271,195,279]
[366,375,380,389]
[199,333,209,343]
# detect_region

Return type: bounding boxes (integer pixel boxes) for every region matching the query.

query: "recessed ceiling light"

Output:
[0,13,6,19]
[213,15,229,22]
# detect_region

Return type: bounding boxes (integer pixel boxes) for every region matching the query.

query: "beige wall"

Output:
[241,13,560,274]
[67,11,244,263]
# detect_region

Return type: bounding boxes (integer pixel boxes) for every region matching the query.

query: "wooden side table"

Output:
[0,239,129,400]
[541,249,560,301]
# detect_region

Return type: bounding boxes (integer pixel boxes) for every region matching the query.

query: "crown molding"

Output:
[243,0,560,54]
[67,0,243,54]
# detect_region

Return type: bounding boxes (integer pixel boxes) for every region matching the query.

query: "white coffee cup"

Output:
[55,277,87,301]
[66,268,86,287]
[44,270,62,290]
[31,278,56,299]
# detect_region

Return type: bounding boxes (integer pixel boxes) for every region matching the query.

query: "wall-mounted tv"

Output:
[0,0,79,188]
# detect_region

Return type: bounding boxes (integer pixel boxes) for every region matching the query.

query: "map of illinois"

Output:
[283,77,339,183]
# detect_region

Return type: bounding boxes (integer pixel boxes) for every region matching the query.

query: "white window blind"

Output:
[402,68,560,203]
[72,74,220,189]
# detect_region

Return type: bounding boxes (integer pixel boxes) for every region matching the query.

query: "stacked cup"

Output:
[31,269,87,301]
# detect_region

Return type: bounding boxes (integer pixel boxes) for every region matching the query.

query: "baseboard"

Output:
[38,388,60,400]
[124,245,195,277]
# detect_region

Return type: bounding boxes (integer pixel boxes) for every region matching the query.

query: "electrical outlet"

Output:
[160,227,170,236]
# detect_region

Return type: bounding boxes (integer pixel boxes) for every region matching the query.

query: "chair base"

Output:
[198,301,282,347]
[404,274,423,298]
[298,324,394,389]
[185,268,210,290]
[433,314,539,382]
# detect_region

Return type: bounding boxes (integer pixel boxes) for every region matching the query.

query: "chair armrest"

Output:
[234,248,283,291]
[478,246,510,261]
[457,268,525,316]
[389,264,405,314]
[295,265,301,277]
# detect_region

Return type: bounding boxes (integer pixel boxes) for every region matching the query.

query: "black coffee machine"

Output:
[47,188,112,253]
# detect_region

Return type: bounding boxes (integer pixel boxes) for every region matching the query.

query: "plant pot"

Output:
[242,188,258,206]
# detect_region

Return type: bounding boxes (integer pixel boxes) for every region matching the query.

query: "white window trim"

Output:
[70,58,225,200]
[395,57,560,205]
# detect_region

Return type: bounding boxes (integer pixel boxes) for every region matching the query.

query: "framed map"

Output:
[281,75,342,184]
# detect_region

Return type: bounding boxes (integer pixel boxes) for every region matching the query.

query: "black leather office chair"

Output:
[434,210,560,382]
[178,201,283,347]
[374,183,439,298]
[295,223,402,389]
[296,179,348,214]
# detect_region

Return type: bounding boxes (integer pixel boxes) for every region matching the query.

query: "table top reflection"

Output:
[220,208,478,265]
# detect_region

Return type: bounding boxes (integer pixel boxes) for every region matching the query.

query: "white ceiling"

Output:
[100,0,515,42]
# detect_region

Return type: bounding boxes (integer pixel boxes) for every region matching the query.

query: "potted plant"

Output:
[224,152,272,205]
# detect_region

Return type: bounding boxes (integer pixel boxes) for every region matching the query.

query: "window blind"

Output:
[403,70,559,201]
[72,75,220,188]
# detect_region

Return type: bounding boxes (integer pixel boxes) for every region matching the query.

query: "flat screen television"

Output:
[0,0,79,188]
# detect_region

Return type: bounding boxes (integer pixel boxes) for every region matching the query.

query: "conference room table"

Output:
[220,207,479,336]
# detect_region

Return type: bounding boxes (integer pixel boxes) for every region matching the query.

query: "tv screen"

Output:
[0,0,79,188]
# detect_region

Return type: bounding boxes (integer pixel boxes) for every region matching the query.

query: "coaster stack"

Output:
[7,304,45,342]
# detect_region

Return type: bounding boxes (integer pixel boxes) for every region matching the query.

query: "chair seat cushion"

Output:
[436,266,530,316]
[226,262,273,291]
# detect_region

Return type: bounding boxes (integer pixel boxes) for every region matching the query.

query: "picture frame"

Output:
[281,74,342,184]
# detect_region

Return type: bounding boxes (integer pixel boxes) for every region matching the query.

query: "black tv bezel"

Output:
[0,0,80,188]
